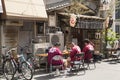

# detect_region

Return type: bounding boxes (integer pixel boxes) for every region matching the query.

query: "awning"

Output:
[3,0,47,20]
[0,0,3,13]
[76,20,104,29]
[59,13,105,29]
[59,13,105,20]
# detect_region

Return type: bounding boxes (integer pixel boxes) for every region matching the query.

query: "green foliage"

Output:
[102,28,120,46]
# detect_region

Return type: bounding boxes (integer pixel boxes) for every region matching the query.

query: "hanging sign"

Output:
[70,14,77,27]
[95,32,101,39]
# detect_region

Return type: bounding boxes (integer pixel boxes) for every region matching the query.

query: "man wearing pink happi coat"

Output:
[82,39,94,60]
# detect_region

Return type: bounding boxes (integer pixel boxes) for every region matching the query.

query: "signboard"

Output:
[49,15,56,27]
[0,0,3,13]
[70,14,77,27]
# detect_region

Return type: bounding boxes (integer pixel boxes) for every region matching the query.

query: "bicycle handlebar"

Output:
[6,47,17,54]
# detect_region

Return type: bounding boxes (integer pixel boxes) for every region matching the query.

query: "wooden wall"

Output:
[4,26,18,48]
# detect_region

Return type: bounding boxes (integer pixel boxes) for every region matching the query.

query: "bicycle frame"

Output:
[4,49,25,73]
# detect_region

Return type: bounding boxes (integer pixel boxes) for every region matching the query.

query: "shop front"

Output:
[58,13,105,53]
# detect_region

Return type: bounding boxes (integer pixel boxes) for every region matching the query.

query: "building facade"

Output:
[0,0,47,56]
[114,0,120,34]
[44,0,104,52]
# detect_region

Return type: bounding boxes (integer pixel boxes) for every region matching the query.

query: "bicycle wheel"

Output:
[3,59,15,80]
[21,61,33,80]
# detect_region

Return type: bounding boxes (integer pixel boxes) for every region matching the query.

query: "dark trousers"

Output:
[93,54,102,62]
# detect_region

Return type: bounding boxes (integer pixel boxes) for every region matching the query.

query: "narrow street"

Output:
[0,0,119,80]
[32,61,120,80]
[1,60,120,80]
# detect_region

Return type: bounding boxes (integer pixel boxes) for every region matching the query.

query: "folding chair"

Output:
[70,52,85,74]
[49,55,64,76]
[39,56,48,72]
[111,50,120,63]
[85,50,96,70]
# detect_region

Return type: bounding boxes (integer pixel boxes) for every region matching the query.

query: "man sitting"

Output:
[48,42,67,75]
[67,42,81,68]
[82,39,94,62]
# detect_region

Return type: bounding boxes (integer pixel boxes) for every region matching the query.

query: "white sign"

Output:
[0,0,3,13]
[49,15,56,27]
[70,14,77,27]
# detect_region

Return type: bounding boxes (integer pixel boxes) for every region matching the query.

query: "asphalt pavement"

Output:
[1,59,120,80]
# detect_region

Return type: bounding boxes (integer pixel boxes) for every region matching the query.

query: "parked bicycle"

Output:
[24,45,39,72]
[21,40,40,72]
[3,47,33,80]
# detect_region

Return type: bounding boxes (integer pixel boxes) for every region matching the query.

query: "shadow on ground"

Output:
[33,69,86,80]
[102,58,120,65]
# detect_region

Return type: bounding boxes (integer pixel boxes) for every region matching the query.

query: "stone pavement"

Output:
[1,60,120,80]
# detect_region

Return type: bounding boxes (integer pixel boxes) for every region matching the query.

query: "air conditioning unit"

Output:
[33,43,50,54]
[47,32,64,51]
[5,20,23,26]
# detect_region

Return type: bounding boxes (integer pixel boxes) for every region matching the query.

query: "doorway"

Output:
[71,28,83,49]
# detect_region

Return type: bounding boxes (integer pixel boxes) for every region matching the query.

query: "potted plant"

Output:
[102,28,120,58]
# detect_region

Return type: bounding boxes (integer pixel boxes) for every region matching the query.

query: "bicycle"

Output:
[24,45,39,72]
[21,40,40,72]
[3,47,33,80]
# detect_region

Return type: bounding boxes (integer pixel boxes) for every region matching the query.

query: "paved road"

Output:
[1,60,120,80]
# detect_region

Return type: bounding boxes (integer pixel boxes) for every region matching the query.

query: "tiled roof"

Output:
[46,0,71,11]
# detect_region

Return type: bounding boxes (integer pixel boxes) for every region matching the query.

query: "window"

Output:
[115,25,120,34]
[115,9,120,19]
[115,1,120,19]
[36,22,44,36]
